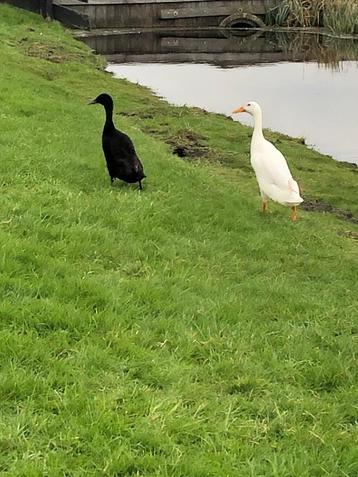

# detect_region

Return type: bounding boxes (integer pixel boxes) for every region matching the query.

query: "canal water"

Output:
[81,30,358,164]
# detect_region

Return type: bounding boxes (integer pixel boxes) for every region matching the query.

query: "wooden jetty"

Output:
[59,0,279,29]
[0,0,90,28]
[2,0,280,30]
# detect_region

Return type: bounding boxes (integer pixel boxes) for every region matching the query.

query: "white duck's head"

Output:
[232,101,261,117]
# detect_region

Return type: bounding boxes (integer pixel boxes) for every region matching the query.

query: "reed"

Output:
[267,0,324,28]
[267,0,358,35]
[324,0,358,35]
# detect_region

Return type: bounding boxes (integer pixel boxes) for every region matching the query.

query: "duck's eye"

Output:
[247,103,251,106]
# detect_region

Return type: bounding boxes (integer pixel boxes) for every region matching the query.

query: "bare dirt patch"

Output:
[166,129,209,159]
[302,198,358,224]
[18,38,88,64]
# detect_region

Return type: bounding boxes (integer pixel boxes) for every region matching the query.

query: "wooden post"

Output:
[46,0,53,19]
[40,0,53,19]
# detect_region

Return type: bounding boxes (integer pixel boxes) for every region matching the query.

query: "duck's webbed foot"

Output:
[290,206,298,222]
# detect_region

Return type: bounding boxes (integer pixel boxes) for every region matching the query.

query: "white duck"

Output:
[232,101,303,221]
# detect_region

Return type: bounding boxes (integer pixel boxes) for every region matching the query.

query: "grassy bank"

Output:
[268,0,358,35]
[0,5,357,476]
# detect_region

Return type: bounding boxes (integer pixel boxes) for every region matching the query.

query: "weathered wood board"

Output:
[59,0,279,28]
[2,0,279,29]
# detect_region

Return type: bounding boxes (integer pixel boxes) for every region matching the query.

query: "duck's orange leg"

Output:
[262,200,268,213]
[290,206,298,222]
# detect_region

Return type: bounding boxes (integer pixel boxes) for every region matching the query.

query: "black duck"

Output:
[89,93,146,189]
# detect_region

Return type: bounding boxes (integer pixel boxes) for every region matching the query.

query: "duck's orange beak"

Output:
[232,106,246,114]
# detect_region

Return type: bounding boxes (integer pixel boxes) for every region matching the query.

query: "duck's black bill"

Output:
[88,99,97,105]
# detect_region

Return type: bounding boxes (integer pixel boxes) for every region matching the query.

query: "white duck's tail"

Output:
[288,178,304,205]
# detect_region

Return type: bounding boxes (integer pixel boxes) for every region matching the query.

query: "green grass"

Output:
[267,0,358,35]
[324,0,358,36]
[0,5,357,476]
[267,0,324,29]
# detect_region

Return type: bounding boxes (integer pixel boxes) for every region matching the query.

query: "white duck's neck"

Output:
[251,107,264,141]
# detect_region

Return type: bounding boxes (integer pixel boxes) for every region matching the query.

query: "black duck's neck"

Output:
[104,103,115,131]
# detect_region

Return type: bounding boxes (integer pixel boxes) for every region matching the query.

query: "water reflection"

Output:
[80,29,358,163]
[80,29,358,68]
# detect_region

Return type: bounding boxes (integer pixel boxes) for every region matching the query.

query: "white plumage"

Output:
[233,101,303,221]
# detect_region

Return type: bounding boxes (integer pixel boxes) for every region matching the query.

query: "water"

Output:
[81,29,358,164]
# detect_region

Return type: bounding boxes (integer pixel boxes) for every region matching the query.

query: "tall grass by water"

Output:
[268,0,324,28]
[268,0,358,35]
[324,0,358,35]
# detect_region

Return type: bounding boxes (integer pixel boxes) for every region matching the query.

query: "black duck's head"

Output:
[89,93,113,109]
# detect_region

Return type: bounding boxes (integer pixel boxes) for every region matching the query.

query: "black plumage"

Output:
[89,93,146,189]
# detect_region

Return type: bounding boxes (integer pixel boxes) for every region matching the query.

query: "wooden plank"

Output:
[106,51,296,65]
[55,0,85,4]
[160,36,270,52]
[0,0,42,13]
[161,5,266,19]
[63,0,277,6]
[60,0,279,28]
[53,3,91,27]
[0,0,55,16]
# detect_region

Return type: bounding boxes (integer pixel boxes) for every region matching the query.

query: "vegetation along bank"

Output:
[268,0,358,35]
